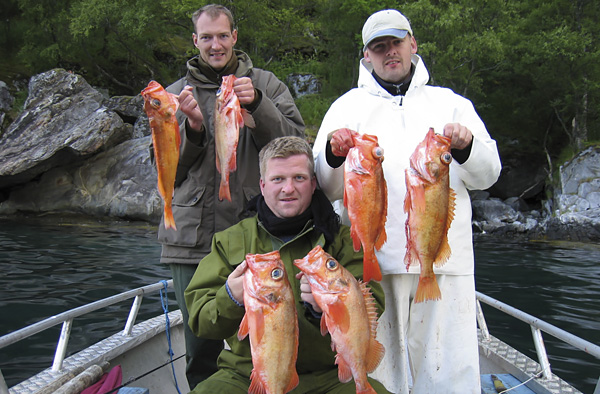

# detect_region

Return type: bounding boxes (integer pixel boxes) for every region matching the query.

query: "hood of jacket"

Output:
[357,54,429,98]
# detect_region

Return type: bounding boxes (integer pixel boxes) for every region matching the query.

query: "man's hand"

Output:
[295,272,322,313]
[443,123,473,150]
[233,77,256,106]
[329,128,357,157]
[177,85,204,131]
[226,260,247,305]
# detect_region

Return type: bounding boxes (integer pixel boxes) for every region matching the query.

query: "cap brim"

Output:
[363,29,409,51]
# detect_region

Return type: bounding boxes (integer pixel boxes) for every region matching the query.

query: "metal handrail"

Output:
[0,280,174,373]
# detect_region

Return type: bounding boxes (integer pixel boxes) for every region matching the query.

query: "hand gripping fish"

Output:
[404,128,456,303]
[141,81,180,230]
[214,75,255,202]
[343,132,388,282]
[238,251,299,394]
[294,246,385,394]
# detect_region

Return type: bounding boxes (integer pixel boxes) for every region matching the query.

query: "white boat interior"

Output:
[1,280,598,394]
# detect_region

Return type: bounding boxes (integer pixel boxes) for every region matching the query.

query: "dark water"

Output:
[0,219,598,393]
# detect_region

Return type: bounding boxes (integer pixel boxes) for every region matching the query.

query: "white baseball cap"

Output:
[362,9,413,51]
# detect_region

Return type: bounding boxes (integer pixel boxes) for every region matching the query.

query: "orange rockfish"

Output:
[238,251,299,394]
[294,246,384,394]
[214,75,255,202]
[404,128,456,303]
[343,132,387,282]
[141,80,180,230]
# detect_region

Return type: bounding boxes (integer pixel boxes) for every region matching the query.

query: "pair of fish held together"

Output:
[239,246,384,394]
[141,80,181,230]
[294,245,385,394]
[342,130,388,283]
[215,75,255,202]
[404,127,456,303]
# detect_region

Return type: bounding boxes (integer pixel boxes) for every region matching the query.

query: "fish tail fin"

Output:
[414,274,441,303]
[363,249,382,282]
[163,204,177,230]
[219,180,232,202]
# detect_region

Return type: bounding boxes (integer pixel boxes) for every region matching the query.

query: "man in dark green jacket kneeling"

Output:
[184,136,389,393]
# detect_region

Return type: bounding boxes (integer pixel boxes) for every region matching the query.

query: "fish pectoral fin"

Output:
[285,370,300,393]
[335,354,353,383]
[328,299,351,333]
[320,313,331,336]
[248,309,266,344]
[237,313,249,340]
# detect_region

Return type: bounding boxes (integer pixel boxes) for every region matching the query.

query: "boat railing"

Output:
[0,279,174,390]
[476,291,600,392]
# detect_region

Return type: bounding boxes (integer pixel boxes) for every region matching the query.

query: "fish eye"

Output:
[326,258,338,271]
[151,98,161,108]
[441,152,453,164]
[271,268,284,280]
[372,147,384,159]
[216,87,222,95]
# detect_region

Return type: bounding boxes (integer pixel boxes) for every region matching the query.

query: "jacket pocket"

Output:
[158,186,206,247]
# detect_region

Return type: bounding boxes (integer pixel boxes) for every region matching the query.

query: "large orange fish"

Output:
[238,251,299,394]
[141,80,180,230]
[214,75,255,202]
[404,128,456,303]
[294,246,384,394]
[343,131,387,282]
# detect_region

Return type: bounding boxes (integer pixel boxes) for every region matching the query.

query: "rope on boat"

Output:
[160,279,184,394]
[496,364,552,393]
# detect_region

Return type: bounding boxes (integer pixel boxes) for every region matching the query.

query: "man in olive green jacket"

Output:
[157,5,304,387]
[184,137,389,393]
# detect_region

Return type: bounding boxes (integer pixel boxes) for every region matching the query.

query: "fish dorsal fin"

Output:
[360,280,386,372]
[335,353,353,383]
[241,109,256,128]
[434,187,456,267]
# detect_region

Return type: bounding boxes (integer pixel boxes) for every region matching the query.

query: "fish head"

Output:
[216,75,237,111]
[244,250,290,305]
[408,128,452,184]
[346,133,384,175]
[294,246,350,293]
[141,80,179,118]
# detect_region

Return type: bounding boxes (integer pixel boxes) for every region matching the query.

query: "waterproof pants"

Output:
[189,368,392,394]
[369,274,480,394]
[170,263,224,390]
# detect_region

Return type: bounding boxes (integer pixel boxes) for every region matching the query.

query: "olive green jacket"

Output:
[158,51,305,265]
[184,216,385,377]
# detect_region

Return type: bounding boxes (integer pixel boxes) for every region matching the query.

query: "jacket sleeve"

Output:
[451,98,502,191]
[184,230,247,340]
[329,225,385,316]
[246,71,305,149]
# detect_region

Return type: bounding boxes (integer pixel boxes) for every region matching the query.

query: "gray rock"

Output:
[0,81,14,112]
[286,73,321,98]
[0,69,132,188]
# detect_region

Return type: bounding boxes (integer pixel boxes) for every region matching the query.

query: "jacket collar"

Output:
[185,50,254,87]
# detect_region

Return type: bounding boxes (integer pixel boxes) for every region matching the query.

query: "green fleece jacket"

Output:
[184,216,385,377]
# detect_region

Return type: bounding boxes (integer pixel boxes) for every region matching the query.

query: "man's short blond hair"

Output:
[259,137,314,178]
[192,4,235,33]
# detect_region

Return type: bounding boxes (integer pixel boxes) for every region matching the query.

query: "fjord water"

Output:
[0,219,598,393]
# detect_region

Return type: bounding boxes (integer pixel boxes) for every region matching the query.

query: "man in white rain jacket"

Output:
[312,9,502,394]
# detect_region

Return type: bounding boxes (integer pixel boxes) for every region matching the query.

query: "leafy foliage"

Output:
[4,0,600,165]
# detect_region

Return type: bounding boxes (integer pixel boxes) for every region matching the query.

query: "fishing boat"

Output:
[1,280,598,394]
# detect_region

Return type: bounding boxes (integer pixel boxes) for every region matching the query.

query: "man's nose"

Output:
[281,179,295,193]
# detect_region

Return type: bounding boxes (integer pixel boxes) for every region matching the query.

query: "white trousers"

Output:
[369,274,480,394]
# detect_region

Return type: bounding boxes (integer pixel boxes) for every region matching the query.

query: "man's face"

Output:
[193,13,237,70]
[260,154,317,219]
[364,35,417,84]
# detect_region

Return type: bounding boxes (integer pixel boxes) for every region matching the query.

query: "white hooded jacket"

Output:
[313,54,501,276]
